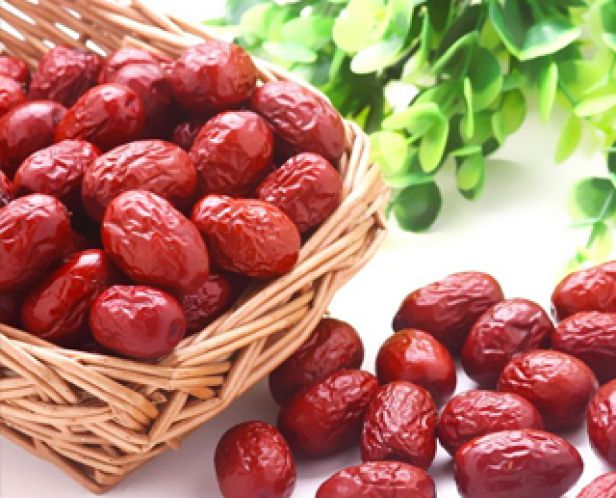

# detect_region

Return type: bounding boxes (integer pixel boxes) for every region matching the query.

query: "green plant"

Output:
[211,0,616,262]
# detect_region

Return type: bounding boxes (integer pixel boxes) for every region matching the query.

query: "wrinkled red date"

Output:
[497,349,598,431]
[577,473,616,498]
[376,329,456,406]
[0,171,14,208]
[462,298,554,386]
[277,369,379,457]
[176,273,232,334]
[361,381,438,469]
[269,318,364,405]
[438,390,543,456]
[171,115,207,151]
[251,81,346,163]
[316,461,436,498]
[552,260,616,319]
[0,55,30,87]
[0,76,26,117]
[454,429,583,498]
[393,272,504,353]
[0,194,72,292]
[0,100,67,176]
[28,46,102,107]
[587,379,616,467]
[552,311,616,384]
[90,285,186,359]
[54,83,144,150]
[170,40,256,113]
[215,421,296,498]
[13,140,100,206]
[21,249,119,345]
[98,47,170,83]
[82,140,197,221]
[192,195,300,278]
[257,153,342,233]
[190,111,273,195]
[102,190,209,293]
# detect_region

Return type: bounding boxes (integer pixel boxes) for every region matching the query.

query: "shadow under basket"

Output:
[0,0,389,493]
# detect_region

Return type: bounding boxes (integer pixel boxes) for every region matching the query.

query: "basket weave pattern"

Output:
[0,0,388,492]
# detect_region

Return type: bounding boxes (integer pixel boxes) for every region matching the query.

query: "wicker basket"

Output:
[0,0,388,493]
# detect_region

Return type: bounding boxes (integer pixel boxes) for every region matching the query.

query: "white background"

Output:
[1,1,614,497]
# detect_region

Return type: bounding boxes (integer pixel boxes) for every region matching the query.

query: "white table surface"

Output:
[1,2,614,497]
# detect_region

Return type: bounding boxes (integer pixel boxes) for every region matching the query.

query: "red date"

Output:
[0,194,72,292]
[587,379,616,467]
[0,55,30,87]
[215,421,296,498]
[277,369,379,457]
[462,298,554,386]
[21,249,119,345]
[102,190,209,293]
[170,41,256,113]
[98,48,170,84]
[176,273,232,334]
[361,381,437,469]
[393,272,504,353]
[269,317,364,405]
[172,115,207,151]
[28,46,102,107]
[251,81,345,163]
[376,329,456,406]
[0,76,26,117]
[497,349,598,431]
[90,285,186,359]
[54,83,144,150]
[192,195,300,278]
[0,100,67,176]
[316,461,436,498]
[552,260,616,319]
[0,171,14,208]
[454,429,583,498]
[190,111,273,195]
[438,390,543,456]
[81,140,197,221]
[552,311,616,384]
[0,292,20,326]
[257,153,342,233]
[577,473,616,498]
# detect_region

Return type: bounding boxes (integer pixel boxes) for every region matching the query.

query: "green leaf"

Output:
[382,102,440,134]
[428,0,452,32]
[569,177,616,221]
[467,47,503,110]
[419,111,449,172]
[388,0,415,38]
[555,114,583,163]
[263,41,317,63]
[462,78,474,139]
[391,182,442,232]
[239,4,278,38]
[351,36,404,73]
[437,4,484,58]
[333,0,388,53]
[370,131,408,177]
[401,10,432,80]
[539,61,559,122]
[460,110,493,146]
[491,110,506,144]
[457,153,485,193]
[608,141,616,174]
[586,221,613,262]
[281,16,335,51]
[451,144,483,157]
[575,94,616,117]
[432,31,478,74]
[499,90,527,135]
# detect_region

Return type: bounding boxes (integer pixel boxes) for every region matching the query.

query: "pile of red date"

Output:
[0,41,346,358]
[215,264,616,498]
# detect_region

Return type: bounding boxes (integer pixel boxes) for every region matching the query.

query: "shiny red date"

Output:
[587,379,616,467]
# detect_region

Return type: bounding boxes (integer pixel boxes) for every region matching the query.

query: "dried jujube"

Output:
[176,273,232,334]
[0,55,30,87]
[0,76,26,117]
[587,379,616,467]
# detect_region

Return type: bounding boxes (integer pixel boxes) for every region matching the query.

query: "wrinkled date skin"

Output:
[393,272,504,353]
[0,194,72,292]
[0,76,26,117]
[552,311,616,384]
[0,100,67,176]
[177,273,232,334]
[316,461,436,498]
[192,195,300,278]
[13,140,100,206]
[82,140,197,221]
[0,171,14,208]
[277,369,379,457]
[361,381,438,469]
[269,318,364,405]
[0,56,30,87]
[552,261,616,319]
[462,298,554,386]
[54,83,144,150]
[577,473,616,498]
[21,249,119,345]
[587,379,616,467]
[497,349,598,431]
[454,429,583,498]
[90,285,186,359]
[0,292,20,326]
[438,390,543,456]
[190,111,273,195]
[28,46,102,107]
[376,329,456,406]
[105,63,174,138]
[251,81,345,163]
[102,190,209,293]
[258,153,342,233]
[170,40,257,113]
[215,421,296,498]
[172,115,207,151]
[98,48,171,84]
